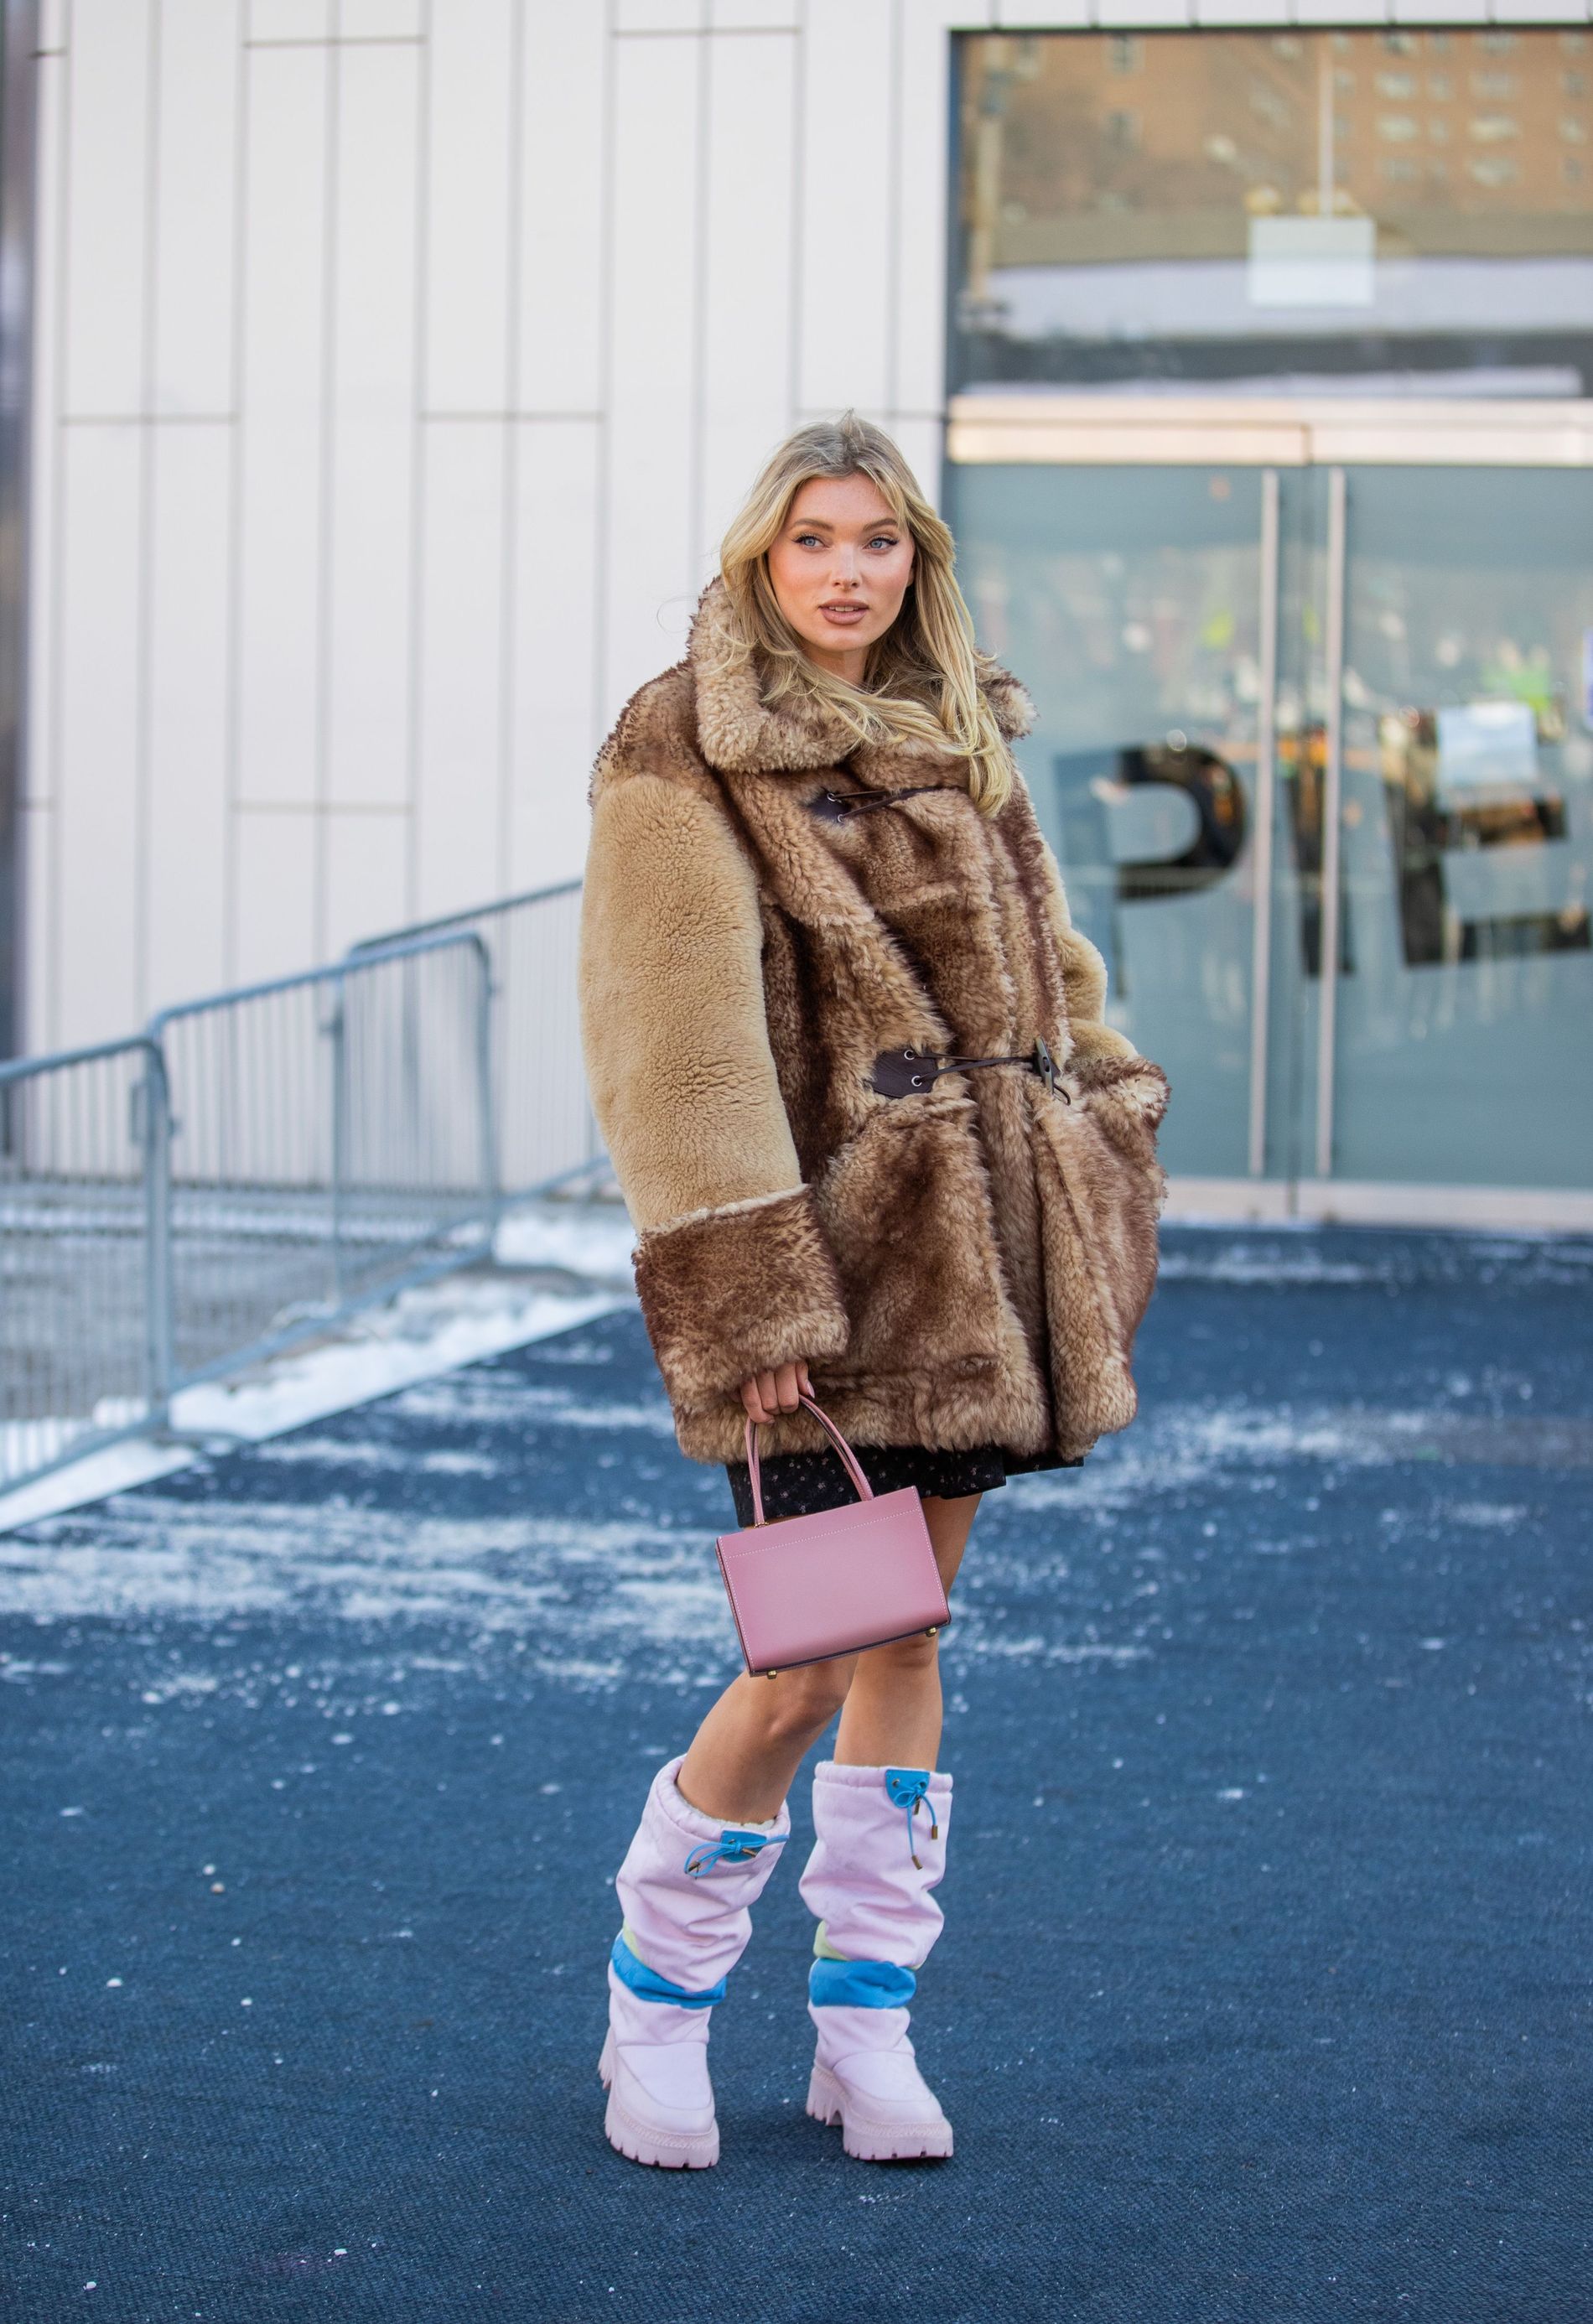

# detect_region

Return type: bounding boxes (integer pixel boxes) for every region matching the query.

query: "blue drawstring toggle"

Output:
[885,1767,939,1870]
[682,1828,776,1880]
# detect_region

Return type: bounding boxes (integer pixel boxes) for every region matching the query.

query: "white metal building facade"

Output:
[10,1,1593,1222]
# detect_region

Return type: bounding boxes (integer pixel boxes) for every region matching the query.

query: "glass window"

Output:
[952,29,1593,397]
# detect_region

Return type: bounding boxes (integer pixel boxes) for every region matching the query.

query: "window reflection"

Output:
[954,28,1593,396]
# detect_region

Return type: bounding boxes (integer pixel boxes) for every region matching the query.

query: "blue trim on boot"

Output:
[808,1956,917,2010]
[609,1931,725,2009]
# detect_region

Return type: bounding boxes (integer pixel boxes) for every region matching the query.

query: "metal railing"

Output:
[350,881,605,1198]
[1,929,499,1497]
[152,931,495,1394]
[0,1034,164,1486]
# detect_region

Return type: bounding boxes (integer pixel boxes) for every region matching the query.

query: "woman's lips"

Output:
[818,603,868,625]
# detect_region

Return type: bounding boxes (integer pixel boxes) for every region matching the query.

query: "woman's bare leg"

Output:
[677,1657,860,1824]
[677,1491,983,1819]
[833,1492,981,1770]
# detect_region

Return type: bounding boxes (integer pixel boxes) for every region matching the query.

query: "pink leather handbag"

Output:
[715,1393,952,1678]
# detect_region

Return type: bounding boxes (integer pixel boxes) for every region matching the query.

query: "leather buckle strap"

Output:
[869,1036,1063,1101]
[807,783,952,823]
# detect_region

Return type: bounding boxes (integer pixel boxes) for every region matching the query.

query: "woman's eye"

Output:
[794,532,822,547]
[868,536,899,551]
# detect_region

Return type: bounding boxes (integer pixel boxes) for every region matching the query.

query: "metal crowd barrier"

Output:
[350,881,605,1199]
[0,930,497,1497]
[151,931,495,1394]
[0,1034,164,1488]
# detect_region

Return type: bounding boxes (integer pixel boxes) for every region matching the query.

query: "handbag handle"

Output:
[743,1392,874,1528]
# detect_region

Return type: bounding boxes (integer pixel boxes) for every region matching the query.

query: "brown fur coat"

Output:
[578,578,1169,1467]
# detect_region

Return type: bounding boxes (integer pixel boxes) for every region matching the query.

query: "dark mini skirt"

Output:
[724,1439,1082,1529]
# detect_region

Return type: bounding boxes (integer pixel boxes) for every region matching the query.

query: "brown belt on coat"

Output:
[870,1035,1064,1101]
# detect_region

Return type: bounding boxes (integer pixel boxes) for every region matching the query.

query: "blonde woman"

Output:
[579,413,1167,2171]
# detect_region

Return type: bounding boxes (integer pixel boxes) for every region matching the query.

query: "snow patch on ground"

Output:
[8,1374,1559,1690]
[0,1201,636,1536]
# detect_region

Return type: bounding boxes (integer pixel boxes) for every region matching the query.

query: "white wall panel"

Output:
[885,414,942,507]
[26,54,65,808]
[893,6,966,418]
[145,425,231,1011]
[323,807,409,954]
[1196,0,1305,19]
[795,0,895,417]
[617,0,705,27]
[231,807,317,985]
[994,1,1092,29]
[1095,0,1194,24]
[710,0,799,23]
[603,32,702,708]
[54,425,143,1043]
[18,807,56,1050]
[508,417,602,891]
[246,0,329,38]
[325,39,420,808]
[413,421,508,916]
[152,0,240,418]
[423,0,515,412]
[38,0,67,50]
[698,30,796,563]
[23,54,66,1045]
[62,0,152,417]
[236,43,328,809]
[340,0,425,33]
[516,0,607,414]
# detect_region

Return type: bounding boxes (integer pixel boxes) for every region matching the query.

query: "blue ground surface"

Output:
[3,1225,1591,2324]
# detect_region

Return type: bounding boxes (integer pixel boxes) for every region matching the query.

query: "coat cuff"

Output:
[632,1185,851,1414]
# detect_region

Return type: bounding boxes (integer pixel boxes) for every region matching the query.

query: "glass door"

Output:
[948,459,1298,1182]
[1323,465,1593,1191]
[945,454,1593,1196]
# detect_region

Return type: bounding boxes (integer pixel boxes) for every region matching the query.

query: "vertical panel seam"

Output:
[688,16,710,592]
[497,0,526,890]
[3,1,43,1057]
[312,13,340,958]
[222,0,249,985]
[786,0,806,428]
[133,0,162,1021]
[402,0,432,918]
[591,0,617,744]
[883,0,902,417]
[42,7,73,1045]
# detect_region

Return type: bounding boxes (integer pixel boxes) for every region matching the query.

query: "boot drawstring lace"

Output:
[885,1768,939,1870]
[682,1829,776,1880]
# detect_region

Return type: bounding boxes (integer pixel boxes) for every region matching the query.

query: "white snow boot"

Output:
[599,1755,788,2170]
[798,1759,955,2162]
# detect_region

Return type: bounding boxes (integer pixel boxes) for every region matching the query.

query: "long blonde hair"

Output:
[717,412,1012,815]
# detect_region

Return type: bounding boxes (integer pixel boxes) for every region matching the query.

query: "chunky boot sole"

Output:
[806,2062,953,2163]
[598,2030,719,2171]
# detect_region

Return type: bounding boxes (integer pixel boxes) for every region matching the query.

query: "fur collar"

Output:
[687,575,1035,776]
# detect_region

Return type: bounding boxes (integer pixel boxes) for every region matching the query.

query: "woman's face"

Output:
[765,473,916,683]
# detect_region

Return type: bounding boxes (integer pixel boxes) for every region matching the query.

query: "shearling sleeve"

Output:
[579,770,850,1422]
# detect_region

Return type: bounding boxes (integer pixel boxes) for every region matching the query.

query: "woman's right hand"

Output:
[739,1358,813,1428]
